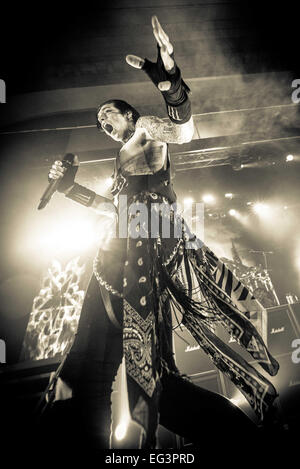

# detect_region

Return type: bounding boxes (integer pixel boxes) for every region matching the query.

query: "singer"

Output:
[43,16,280,451]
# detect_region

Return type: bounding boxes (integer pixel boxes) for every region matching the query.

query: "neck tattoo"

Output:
[123,124,135,143]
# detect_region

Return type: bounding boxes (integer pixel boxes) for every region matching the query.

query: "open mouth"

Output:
[103,123,113,134]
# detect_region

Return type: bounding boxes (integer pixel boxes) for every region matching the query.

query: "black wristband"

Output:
[161,64,191,124]
[165,97,192,124]
[65,183,96,207]
[142,45,192,124]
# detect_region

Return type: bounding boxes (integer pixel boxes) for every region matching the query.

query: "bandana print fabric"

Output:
[93,192,279,447]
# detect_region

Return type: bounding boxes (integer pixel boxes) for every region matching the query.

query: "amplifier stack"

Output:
[173,303,300,430]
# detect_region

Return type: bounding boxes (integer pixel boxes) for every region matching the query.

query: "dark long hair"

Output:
[96,99,140,130]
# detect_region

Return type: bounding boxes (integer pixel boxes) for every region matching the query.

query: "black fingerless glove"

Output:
[142,45,192,124]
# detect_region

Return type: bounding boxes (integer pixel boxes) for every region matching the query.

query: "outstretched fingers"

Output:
[152,15,173,55]
[125,16,174,74]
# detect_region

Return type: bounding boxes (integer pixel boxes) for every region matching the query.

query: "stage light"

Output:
[229,209,237,216]
[225,193,233,199]
[184,197,194,207]
[32,212,115,259]
[286,154,294,162]
[38,219,97,252]
[253,203,270,216]
[202,194,215,204]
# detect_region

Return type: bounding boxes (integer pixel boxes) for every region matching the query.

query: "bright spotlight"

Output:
[115,420,129,441]
[253,203,270,216]
[286,154,294,162]
[184,197,194,207]
[202,194,215,204]
[38,219,97,252]
[225,193,233,199]
[229,209,237,216]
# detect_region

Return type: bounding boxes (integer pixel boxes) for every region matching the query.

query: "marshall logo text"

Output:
[270,326,285,334]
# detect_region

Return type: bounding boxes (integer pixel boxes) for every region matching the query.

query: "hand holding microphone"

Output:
[38,153,79,209]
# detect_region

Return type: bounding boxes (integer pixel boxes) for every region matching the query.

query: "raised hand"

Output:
[151,15,174,72]
[126,16,174,91]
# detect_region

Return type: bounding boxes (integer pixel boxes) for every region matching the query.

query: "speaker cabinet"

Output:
[173,326,215,376]
[288,302,300,333]
[266,304,300,355]
[173,310,264,376]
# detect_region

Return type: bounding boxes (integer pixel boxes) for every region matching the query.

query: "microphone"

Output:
[38,153,76,210]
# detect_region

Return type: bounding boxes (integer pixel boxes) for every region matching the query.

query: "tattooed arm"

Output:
[136,115,194,144]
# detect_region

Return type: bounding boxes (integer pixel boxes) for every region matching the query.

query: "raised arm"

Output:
[126,16,194,145]
[136,115,194,144]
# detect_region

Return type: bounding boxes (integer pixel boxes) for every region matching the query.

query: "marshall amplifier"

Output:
[173,325,216,376]
[266,304,300,356]
[173,309,265,376]
[288,302,300,333]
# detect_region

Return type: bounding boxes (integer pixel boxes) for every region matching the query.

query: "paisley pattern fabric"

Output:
[93,191,279,447]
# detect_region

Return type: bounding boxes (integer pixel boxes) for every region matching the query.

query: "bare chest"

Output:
[118,129,167,174]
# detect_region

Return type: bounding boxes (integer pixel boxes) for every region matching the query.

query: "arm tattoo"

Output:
[136,115,193,144]
[121,146,166,175]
